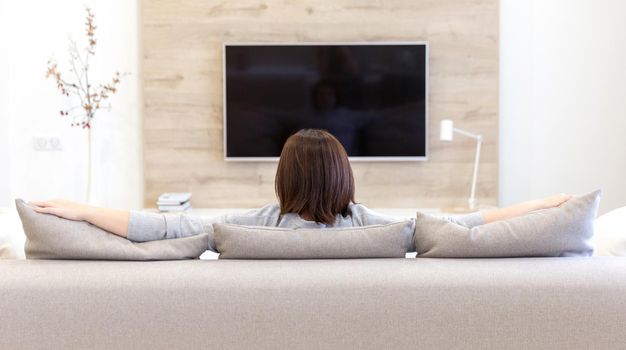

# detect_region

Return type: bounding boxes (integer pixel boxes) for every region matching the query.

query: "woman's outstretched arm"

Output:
[30,200,130,238]
[29,194,574,240]
[481,193,572,224]
[28,199,242,252]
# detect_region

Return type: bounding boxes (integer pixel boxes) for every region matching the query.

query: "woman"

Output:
[30,129,571,252]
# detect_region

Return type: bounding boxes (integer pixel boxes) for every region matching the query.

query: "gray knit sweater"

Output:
[127,203,484,253]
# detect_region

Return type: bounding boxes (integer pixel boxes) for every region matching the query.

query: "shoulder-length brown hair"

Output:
[275,129,355,225]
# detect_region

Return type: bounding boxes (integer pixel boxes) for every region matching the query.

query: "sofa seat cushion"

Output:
[1,257,626,349]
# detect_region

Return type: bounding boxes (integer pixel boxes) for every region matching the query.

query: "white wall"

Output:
[500,0,626,214]
[0,0,142,209]
[0,0,10,207]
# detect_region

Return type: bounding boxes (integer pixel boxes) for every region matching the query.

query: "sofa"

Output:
[2,257,626,350]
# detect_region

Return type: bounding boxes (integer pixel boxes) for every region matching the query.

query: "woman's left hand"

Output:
[539,193,573,209]
[483,193,573,224]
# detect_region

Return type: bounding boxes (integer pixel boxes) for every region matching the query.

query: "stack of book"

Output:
[157,193,192,212]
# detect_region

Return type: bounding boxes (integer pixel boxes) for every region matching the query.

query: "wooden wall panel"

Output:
[142,0,499,209]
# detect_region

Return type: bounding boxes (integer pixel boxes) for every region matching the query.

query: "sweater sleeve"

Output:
[127,211,226,252]
[126,204,282,252]
[349,204,485,253]
[439,211,485,228]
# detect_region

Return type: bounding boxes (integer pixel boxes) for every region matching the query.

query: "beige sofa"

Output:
[2,257,626,350]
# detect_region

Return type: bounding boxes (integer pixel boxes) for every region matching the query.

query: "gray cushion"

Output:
[214,221,414,259]
[414,190,601,258]
[15,199,208,260]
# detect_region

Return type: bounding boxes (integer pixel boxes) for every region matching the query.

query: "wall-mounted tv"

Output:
[223,42,428,161]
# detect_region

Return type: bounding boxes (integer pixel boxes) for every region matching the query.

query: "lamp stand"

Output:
[452,128,483,211]
[468,134,482,210]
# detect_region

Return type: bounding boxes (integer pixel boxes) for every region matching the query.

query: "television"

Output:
[223,42,428,161]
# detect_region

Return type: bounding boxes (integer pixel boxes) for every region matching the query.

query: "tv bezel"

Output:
[222,41,429,162]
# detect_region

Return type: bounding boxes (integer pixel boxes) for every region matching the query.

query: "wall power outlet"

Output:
[33,137,63,151]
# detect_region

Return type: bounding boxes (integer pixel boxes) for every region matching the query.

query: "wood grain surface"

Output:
[142,0,499,209]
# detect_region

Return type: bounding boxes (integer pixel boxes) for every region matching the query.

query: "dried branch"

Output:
[45,7,126,129]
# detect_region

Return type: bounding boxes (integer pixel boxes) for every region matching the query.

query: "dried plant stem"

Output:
[45,7,127,203]
[46,6,124,129]
[86,126,92,203]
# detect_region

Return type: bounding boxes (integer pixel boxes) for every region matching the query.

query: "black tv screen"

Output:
[224,43,428,160]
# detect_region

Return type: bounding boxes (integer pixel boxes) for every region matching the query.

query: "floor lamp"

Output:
[440,120,483,210]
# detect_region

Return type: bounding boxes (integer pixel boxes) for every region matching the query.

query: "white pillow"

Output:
[0,207,26,259]
[593,206,626,256]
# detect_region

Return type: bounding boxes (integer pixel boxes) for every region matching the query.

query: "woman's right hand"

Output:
[29,199,130,238]
[29,199,93,222]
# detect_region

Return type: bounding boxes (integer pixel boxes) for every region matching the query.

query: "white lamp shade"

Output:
[440,119,454,141]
